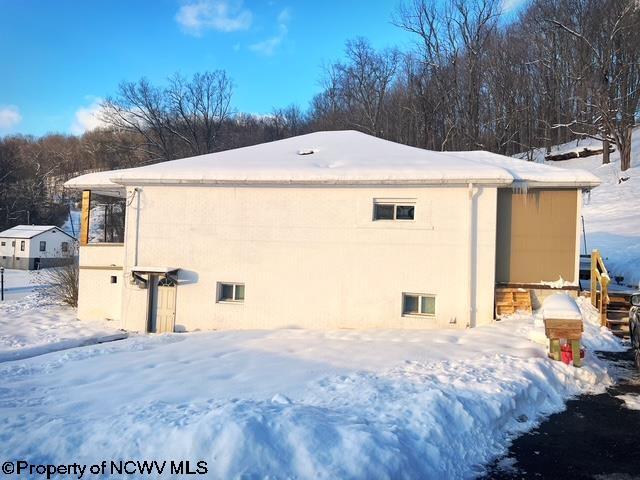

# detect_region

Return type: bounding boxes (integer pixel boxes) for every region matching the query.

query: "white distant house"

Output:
[0,225,77,270]
[65,130,600,333]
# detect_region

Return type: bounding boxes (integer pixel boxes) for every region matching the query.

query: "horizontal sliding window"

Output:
[373,200,415,221]
[403,293,435,316]
[218,282,245,303]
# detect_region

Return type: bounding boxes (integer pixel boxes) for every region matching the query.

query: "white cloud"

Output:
[501,0,527,13]
[249,8,290,56]
[0,106,22,130]
[276,7,291,25]
[70,99,107,135]
[176,0,252,35]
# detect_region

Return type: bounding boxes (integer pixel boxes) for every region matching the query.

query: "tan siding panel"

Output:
[496,189,578,284]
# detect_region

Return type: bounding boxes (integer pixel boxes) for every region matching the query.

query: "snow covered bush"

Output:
[40,260,79,307]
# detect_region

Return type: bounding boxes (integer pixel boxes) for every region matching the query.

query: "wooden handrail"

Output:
[590,249,610,326]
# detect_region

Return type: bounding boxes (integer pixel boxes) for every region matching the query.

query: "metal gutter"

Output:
[64,176,600,190]
[106,177,515,187]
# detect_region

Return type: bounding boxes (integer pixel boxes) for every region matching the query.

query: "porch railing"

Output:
[590,249,610,326]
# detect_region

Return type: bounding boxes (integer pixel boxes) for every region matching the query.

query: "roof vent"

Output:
[297,148,317,155]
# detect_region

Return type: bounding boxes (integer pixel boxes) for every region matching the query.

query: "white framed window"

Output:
[217,282,245,303]
[402,293,436,316]
[373,200,415,221]
[20,241,25,251]
[0,241,5,246]
[39,241,46,252]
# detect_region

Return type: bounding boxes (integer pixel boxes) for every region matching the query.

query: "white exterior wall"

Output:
[26,229,75,259]
[119,184,498,332]
[77,244,124,323]
[0,237,30,258]
[0,238,18,257]
[0,228,75,269]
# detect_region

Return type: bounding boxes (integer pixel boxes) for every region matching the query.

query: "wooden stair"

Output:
[606,295,631,338]
[495,288,532,318]
[587,249,634,339]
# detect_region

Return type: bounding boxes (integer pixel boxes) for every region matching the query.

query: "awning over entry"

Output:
[131,266,179,274]
[131,266,180,288]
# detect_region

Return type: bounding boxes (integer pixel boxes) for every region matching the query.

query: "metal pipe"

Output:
[581,215,588,255]
[134,188,141,267]
[468,183,474,328]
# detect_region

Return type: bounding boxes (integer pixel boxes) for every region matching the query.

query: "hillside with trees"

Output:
[1,0,638,231]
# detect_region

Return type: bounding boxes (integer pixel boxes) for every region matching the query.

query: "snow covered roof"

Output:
[443,151,601,188]
[62,169,128,196]
[0,225,75,240]
[65,131,600,189]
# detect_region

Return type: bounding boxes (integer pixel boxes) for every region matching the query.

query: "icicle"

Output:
[511,180,528,195]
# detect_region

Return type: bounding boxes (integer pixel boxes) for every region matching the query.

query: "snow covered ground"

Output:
[617,393,640,411]
[0,283,624,478]
[0,269,124,362]
[517,127,640,289]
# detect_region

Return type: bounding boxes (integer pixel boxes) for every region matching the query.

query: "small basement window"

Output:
[402,293,436,316]
[40,241,46,252]
[373,201,415,220]
[218,283,245,303]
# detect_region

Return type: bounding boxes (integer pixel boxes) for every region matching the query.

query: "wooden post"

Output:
[549,339,561,361]
[590,249,597,307]
[601,274,609,327]
[571,340,582,368]
[80,190,91,246]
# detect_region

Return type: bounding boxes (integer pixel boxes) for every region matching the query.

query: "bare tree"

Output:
[101,70,234,160]
[166,71,233,155]
[548,0,640,170]
[269,104,307,139]
[312,38,400,136]
[394,0,501,150]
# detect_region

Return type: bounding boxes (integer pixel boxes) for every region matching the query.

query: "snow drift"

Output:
[0,297,620,479]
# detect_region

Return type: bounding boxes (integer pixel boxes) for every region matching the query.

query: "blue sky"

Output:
[0,0,417,137]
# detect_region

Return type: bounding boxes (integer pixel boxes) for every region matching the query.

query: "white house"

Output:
[65,131,600,332]
[0,225,77,270]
